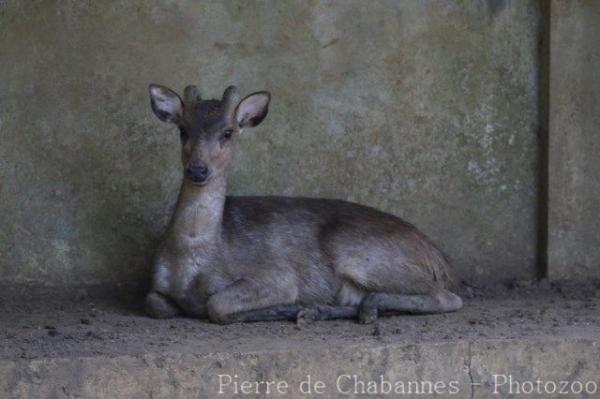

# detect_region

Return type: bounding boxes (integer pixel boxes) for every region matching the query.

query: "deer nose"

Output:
[186,162,211,183]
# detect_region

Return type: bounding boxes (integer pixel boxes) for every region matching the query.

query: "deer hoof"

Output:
[358,309,378,324]
[296,308,319,327]
[358,302,379,324]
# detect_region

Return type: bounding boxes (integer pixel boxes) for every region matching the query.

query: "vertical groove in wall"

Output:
[537,0,551,279]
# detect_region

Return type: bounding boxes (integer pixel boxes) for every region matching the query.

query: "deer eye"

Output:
[222,129,233,140]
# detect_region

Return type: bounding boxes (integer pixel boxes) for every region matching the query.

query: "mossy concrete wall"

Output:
[0,1,541,287]
[548,0,600,280]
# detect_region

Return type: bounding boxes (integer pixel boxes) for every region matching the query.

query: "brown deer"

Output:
[144,84,462,324]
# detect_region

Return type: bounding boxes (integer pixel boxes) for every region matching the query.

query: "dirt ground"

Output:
[1,279,599,361]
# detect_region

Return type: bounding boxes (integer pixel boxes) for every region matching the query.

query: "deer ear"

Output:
[235,91,270,129]
[149,84,183,124]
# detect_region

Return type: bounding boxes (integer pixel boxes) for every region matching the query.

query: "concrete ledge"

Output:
[1,282,600,398]
[3,339,600,398]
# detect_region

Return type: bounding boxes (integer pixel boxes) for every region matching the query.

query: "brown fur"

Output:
[145,84,462,324]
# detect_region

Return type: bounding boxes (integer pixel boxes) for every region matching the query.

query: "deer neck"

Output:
[167,175,227,247]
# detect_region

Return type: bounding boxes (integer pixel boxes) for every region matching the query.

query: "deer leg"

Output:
[206,277,299,324]
[296,305,358,326]
[221,304,304,323]
[224,303,359,325]
[145,291,183,319]
[358,290,463,324]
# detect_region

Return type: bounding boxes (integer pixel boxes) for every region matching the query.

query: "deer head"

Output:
[149,84,270,186]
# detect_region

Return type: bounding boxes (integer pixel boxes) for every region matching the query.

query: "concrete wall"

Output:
[548,0,600,279]
[0,1,542,287]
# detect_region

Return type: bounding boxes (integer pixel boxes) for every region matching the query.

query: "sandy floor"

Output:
[1,279,599,360]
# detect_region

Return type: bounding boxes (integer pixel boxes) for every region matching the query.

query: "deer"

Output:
[144,83,463,325]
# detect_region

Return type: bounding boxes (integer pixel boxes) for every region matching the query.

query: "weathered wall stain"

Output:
[486,0,510,18]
